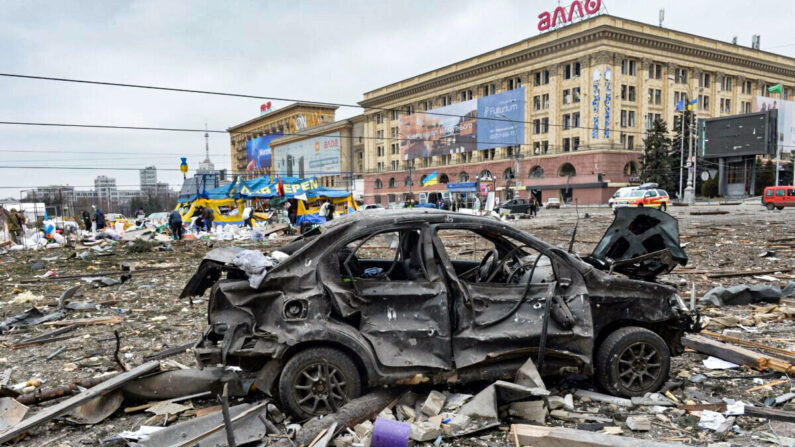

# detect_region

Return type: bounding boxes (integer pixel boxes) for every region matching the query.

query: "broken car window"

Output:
[435,229,553,285]
[340,229,427,281]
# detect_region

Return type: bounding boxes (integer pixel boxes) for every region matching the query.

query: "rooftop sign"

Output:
[538,0,604,32]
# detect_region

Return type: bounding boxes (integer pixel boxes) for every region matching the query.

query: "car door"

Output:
[430,224,591,369]
[337,224,453,370]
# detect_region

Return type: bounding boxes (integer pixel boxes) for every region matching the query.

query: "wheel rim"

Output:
[292,362,349,415]
[617,341,662,392]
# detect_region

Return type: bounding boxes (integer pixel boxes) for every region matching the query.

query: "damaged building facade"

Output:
[358,15,795,205]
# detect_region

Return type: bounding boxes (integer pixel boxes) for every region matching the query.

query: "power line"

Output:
[0,72,681,138]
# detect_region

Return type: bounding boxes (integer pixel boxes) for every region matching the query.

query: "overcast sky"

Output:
[1,0,793,199]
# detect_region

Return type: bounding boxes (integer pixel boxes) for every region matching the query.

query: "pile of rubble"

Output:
[1,206,794,446]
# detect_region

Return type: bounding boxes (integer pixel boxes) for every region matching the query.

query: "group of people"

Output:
[0,206,27,244]
[319,199,336,221]
[80,207,106,232]
[192,206,216,232]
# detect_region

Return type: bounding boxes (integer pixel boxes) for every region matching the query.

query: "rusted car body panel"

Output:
[185,208,695,395]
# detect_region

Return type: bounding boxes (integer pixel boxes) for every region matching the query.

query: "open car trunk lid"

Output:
[584,207,687,280]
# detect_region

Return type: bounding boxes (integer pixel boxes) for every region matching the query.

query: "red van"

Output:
[762,186,795,210]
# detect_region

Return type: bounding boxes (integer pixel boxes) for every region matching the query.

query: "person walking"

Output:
[81,210,91,231]
[326,200,336,221]
[242,205,253,228]
[0,206,9,242]
[168,209,183,240]
[473,196,481,216]
[201,206,215,231]
[8,208,21,244]
[94,207,106,230]
[319,200,330,221]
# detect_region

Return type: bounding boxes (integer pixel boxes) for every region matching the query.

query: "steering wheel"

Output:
[506,253,545,284]
[476,248,499,283]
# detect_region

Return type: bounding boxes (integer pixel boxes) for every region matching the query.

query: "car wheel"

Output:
[766,203,775,210]
[278,347,362,419]
[659,203,667,212]
[595,326,670,397]
[637,203,644,208]
[777,206,784,210]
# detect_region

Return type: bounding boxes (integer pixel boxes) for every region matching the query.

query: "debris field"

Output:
[0,205,793,447]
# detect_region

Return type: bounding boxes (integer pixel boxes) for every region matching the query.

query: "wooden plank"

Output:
[701,330,795,363]
[42,315,123,327]
[744,406,795,423]
[706,268,793,279]
[0,361,159,443]
[682,334,795,374]
[509,424,685,447]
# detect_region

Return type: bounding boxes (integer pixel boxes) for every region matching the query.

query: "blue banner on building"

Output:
[446,182,478,192]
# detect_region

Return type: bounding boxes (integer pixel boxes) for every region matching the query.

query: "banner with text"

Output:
[246,133,283,171]
[399,88,525,160]
[274,132,342,176]
[754,96,795,154]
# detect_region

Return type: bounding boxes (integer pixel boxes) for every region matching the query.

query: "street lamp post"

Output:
[496,112,519,200]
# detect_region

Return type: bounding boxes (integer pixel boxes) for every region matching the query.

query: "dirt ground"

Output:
[0,204,793,446]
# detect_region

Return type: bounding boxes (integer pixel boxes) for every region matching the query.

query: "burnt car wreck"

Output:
[182,208,697,419]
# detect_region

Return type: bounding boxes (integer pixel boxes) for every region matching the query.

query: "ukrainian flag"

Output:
[422,171,438,187]
[687,98,698,111]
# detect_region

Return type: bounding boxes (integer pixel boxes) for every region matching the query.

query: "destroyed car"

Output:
[183,208,697,419]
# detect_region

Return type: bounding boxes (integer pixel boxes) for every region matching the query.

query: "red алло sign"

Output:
[538,0,601,32]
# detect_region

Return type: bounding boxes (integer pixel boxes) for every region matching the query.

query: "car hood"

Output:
[584,207,687,280]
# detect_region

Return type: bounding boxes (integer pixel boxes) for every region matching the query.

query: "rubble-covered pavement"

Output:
[1,205,794,447]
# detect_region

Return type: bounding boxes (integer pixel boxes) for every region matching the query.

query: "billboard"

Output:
[274,131,341,177]
[753,96,795,154]
[703,110,778,158]
[246,133,282,171]
[399,88,525,160]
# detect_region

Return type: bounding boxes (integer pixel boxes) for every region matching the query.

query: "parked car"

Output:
[498,198,533,214]
[608,187,636,209]
[762,186,795,210]
[612,189,670,211]
[545,197,561,209]
[183,208,697,418]
[361,204,386,211]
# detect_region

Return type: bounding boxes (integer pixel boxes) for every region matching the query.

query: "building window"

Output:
[440,174,449,184]
[621,59,636,76]
[573,87,581,103]
[564,64,571,80]
[558,163,576,177]
[533,95,541,111]
[481,83,495,96]
[533,142,541,155]
[655,89,662,105]
[459,171,469,182]
[404,176,413,187]
[375,179,383,189]
[562,114,571,130]
[622,85,636,102]
[533,119,540,134]
[391,160,399,170]
[542,118,549,133]
[542,94,549,109]
[628,111,635,127]
[701,73,711,88]
[572,112,580,128]
[629,86,636,102]
[562,89,571,104]
[376,113,383,124]
[391,110,399,120]
[529,166,544,178]
[442,96,448,106]
[563,138,571,152]
[573,137,580,151]
[699,95,710,110]
[675,68,688,84]
[388,177,396,188]
[742,80,752,95]
[627,135,634,149]
[377,145,384,156]
[534,70,549,86]
[722,76,732,92]
[648,63,662,80]
[542,141,549,153]
[621,85,627,100]
[620,110,627,128]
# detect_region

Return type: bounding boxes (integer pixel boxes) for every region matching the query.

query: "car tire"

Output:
[637,203,644,208]
[278,347,362,419]
[766,203,775,210]
[660,203,667,212]
[776,206,784,210]
[595,326,670,397]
